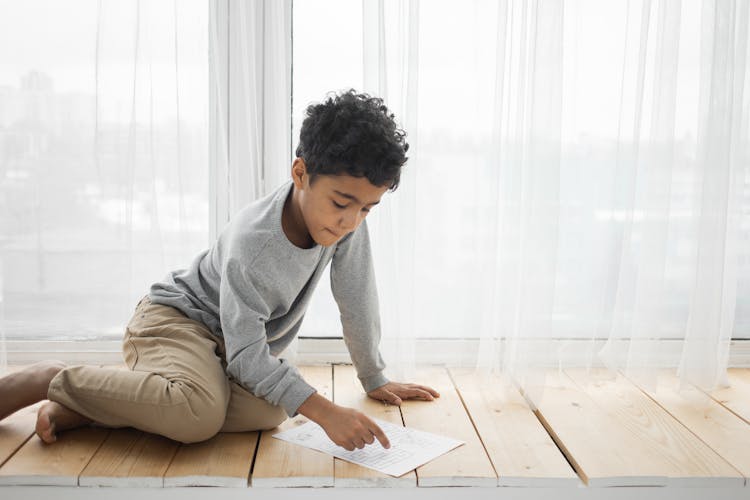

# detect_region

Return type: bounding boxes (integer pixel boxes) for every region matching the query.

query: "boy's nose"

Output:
[340,211,361,232]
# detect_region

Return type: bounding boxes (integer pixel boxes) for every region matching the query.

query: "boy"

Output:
[0,90,439,452]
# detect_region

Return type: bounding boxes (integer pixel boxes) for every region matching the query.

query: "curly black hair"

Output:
[295,89,409,191]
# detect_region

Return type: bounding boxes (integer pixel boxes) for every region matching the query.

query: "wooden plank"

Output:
[399,366,496,487]
[565,368,744,488]
[0,426,109,485]
[332,364,416,487]
[627,369,750,485]
[0,404,40,470]
[77,362,179,486]
[449,368,580,487]
[709,368,750,424]
[251,365,334,487]
[0,361,130,480]
[164,364,333,488]
[0,365,140,484]
[79,428,180,487]
[163,432,258,487]
[0,366,40,469]
[531,369,665,486]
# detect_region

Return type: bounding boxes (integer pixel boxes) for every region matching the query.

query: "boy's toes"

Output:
[35,412,57,443]
[42,425,57,443]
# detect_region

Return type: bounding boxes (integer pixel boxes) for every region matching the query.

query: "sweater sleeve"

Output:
[220,257,316,417]
[330,220,389,393]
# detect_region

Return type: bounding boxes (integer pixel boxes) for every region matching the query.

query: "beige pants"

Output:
[47,296,287,443]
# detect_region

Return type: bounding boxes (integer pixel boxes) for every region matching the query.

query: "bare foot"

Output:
[36,401,92,443]
[0,360,67,421]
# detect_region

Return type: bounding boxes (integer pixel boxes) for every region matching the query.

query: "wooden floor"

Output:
[0,364,749,491]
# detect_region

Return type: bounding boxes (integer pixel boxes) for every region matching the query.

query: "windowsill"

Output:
[3,338,750,368]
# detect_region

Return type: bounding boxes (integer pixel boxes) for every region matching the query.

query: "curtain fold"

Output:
[677,0,748,391]
[364,0,421,383]
[222,0,291,231]
[598,0,684,389]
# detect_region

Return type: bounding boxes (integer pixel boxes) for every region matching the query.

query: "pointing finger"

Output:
[368,420,390,449]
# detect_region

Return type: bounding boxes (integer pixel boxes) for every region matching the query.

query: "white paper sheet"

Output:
[272,418,464,477]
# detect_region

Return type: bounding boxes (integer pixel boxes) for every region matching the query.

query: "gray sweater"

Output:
[149,180,388,417]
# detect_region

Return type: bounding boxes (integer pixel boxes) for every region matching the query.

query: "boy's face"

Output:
[291,159,389,247]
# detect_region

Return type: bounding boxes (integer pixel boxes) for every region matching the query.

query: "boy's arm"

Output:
[330,219,389,393]
[219,257,316,417]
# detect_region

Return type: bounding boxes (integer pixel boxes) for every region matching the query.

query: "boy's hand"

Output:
[318,405,390,451]
[367,381,440,406]
[297,393,389,451]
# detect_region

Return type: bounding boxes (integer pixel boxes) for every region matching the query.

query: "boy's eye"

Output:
[332,200,371,213]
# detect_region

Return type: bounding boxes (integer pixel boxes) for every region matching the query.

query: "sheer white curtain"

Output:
[213,0,292,238]
[0,0,292,370]
[363,0,750,392]
[3,0,747,392]
[0,1,210,370]
[362,0,420,382]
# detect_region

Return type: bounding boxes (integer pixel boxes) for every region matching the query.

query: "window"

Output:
[0,1,209,339]
[292,0,750,340]
[2,0,746,344]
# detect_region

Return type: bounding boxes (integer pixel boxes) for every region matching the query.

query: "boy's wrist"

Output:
[360,372,389,393]
[297,392,336,423]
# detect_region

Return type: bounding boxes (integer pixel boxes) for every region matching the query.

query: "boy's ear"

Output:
[291,158,307,189]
